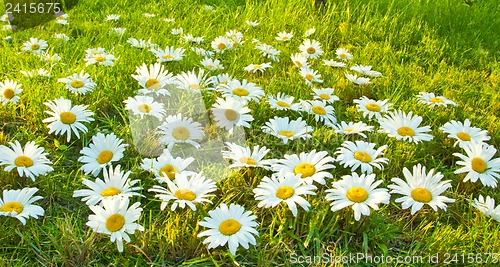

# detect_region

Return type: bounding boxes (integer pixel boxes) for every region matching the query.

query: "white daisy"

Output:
[143,13,156,18]
[140,149,196,182]
[453,142,500,188]
[86,198,144,252]
[332,121,374,138]
[291,53,308,68]
[262,116,314,144]
[211,36,233,53]
[299,39,323,59]
[246,20,259,27]
[20,68,50,77]
[42,97,95,142]
[211,73,233,91]
[299,67,323,86]
[0,188,44,225]
[40,52,62,63]
[335,141,388,174]
[225,30,244,47]
[221,142,273,169]
[157,114,205,150]
[378,110,434,143]
[171,27,183,35]
[78,133,129,177]
[417,92,457,108]
[350,65,382,77]
[21,38,48,54]
[201,57,224,71]
[388,164,455,215]
[472,195,500,222]
[440,119,491,148]
[311,88,340,104]
[126,38,153,49]
[0,79,22,105]
[57,70,96,95]
[220,79,264,102]
[84,48,116,66]
[55,14,69,25]
[198,203,259,255]
[353,96,393,120]
[253,169,316,216]
[164,18,175,23]
[132,63,175,96]
[149,172,217,211]
[174,69,215,91]
[272,150,335,185]
[301,100,337,126]
[345,73,371,85]
[73,165,142,206]
[192,47,215,57]
[151,46,185,63]
[244,63,272,73]
[267,93,302,111]
[304,27,316,37]
[323,59,346,68]
[124,95,165,120]
[105,14,120,21]
[255,44,281,62]
[335,48,353,61]
[54,33,70,41]
[110,27,126,35]
[326,172,390,221]
[0,141,53,181]
[211,97,253,134]
[275,31,293,42]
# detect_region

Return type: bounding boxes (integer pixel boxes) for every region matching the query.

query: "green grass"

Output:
[0,0,499,266]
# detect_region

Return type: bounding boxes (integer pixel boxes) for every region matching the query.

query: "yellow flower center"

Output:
[163,55,174,60]
[365,103,381,112]
[411,188,432,203]
[471,157,487,173]
[138,103,152,113]
[60,111,76,124]
[312,106,326,115]
[278,131,294,138]
[294,162,316,178]
[172,126,190,140]
[397,126,415,137]
[295,61,303,68]
[174,188,196,201]
[253,65,262,69]
[232,88,249,96]
[101,187,121,197]
[305,74,314,81]
[306,47,316,54]
[217,43,226,50]
[31,44,40,50]
[58,15,64,20]
[224,109,239,121]
[239,157,257,165]
[319,93,330,100]
[207,64,214,69]
[70,80,84,88]
[456,132,471,141]
[189,84,201,90]
[3,88,15,99]
[97,150,114,164]
[275,186,295,200]
[343,128,354,133]
[106,214,125,232]
[354,151,372,163]
[1,201,24,214]
[346,187,369,203]
[276,101,290,108]
[429,97,444,103]
[95,56,105,62]
[145,78,160,89]
[219,219,241,235]
[160,164,178,180]
[339,54,347,59]
[281,36,289,41]
[14,156,33,167]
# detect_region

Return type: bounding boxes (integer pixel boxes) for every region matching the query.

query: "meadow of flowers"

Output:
[0,0,499,265]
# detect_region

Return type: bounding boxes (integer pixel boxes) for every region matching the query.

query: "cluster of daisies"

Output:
[1,8,500,256]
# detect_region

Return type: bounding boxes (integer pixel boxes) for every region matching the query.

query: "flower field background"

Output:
[0,0,499,266]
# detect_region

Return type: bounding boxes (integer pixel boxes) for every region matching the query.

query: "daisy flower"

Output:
[299,39,323,59]
[143,13,156,18]
[211,73,233,90]
[0,79,22,105]
[225,30,244,47]
[211,36,233,53]
[57,70,96,95]
[105,14,120,21]
[201,57,224,71]
[78,133,129,177]
[0,13,12,22]
[220,79,264,102]
[40,52,62,63]
[262,116,314,144]
[378,110,433,143]
[151,46,185,63]
[255,43,281,61]
[164,18,175,23]
[54,33,70,41]
[388,164,455,215]
[87,197,144,252]
[253,169,316,216]
[149,172,217,211]
[221,142,273,169]
[267,93,302,111]
[246,20,259,27]
[211,97,253,134]
[0,141,53,181]
[244,62,272,73]
[311,88,340,104]
[73,165,142,206]
[55,14,69,25]
[21,37,48,54]
[42,97,95,142]
[323,59,346,68]
[301,100,337,126]
[272,150,335,185]
[198,203,259,255]
[353,96,393,120]
[110,27,126,35]
[84,48,116,66]
[171,27,183,35]
[453,142,500,188]
[0,188,44,225]
[126,38,153,49]
[132,63,175,96]
[326,173,390,221]
[192,47,214,57]
[157,114,205,150]
[124,95,165,120]
[345,73,371,85]
[304,27,316,37]
[140,149,196,182]
[20,68,50,77]
[350,65,383,77]
[335,141,388,174]
[472,195,500,222]
[335,48,353,61]
[299,67,323,86]
[332,121,374,138]
[417,92,457,108]
[275,31,293,42]
[174,69,215,91]
[291,53,308,68]
[439,119,491,148]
